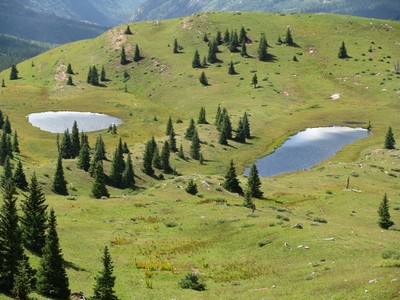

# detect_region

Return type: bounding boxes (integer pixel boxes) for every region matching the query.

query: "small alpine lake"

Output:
[27,111,123,133]
[245,126,370,177]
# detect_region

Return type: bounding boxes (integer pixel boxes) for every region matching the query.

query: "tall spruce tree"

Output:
[220,113,232,139]
[242,112,251,138]
[1,79,5,87]
[199,71,209,86]
[239,26,248,45]
[12,131,20,153]
[109,146,125,188]
[20,172,48,254]
[218,129,228,145]
[223,29,230,44]
[0,110,4,129]
[173,38,179,54]
[124,25,132,34]
[228,61,236,75]
[66,63,73,75]
[285,27,294,46]
[152,144,161,169]
[203,33,209,43]
[235,118,246,143]
[384,126,395,149]
[91,161,109,199]
[10,65,18,80]
[87,66,93,83]
[197,107,207,124]
[77,142,91,172]
[3,116,11,134]
[252,73,258,88]
[258,34,268,61]
[36,209,70,299]
[71,121,80,158]
[378,193,394,229]
[207,40,218,64]
[120,46,128,65]
[51,156,68,195]
[161,141,171,173]
[90,66,99,86]
[240,43,248,57]
[133,44,141,62]
[60,129,72,159]
[215,105,221,125]
[178,144,185,159]
[0,182,27,292]
[192,49,202,68]
[122,153,135,188]
[166,117,173,135]
[101,66,107,81]
[12,258,33,300]
[92,246,118,300]
[66,76,73,86]
[190,130,201,160]
[338,41,348,59]
[168,127,177,152]
[222,160,243,194]
[247,164,263,198]
[2,156,13,188]
[142,140,154,176]
[13,160,28,190]
[216,30,223,45]
[185,119,196,140]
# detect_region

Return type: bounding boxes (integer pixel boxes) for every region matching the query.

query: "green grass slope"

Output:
[0,12,399,299]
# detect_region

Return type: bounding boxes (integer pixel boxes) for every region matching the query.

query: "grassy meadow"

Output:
[0,12,399,299]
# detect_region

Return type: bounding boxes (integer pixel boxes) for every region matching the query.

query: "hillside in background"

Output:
[133,0,400,21]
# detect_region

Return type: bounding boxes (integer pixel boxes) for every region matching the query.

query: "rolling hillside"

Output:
[0,12,399,299]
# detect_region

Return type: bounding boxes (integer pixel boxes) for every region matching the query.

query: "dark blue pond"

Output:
[245,127,370,177]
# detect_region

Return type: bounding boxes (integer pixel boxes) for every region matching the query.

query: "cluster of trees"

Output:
[215,106,250,145]
[0,112,19,165]
[87,65,107,86]
[142,136,173,176]
[120,44,142,65]
[184,119,202,161]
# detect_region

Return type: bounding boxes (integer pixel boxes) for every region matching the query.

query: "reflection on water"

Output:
[27,111,123,133]
[245,127,370,177]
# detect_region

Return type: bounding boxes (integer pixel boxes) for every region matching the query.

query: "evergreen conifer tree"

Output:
[66,76,73,86]
[90,66,99,86]
[202,56,207,68]
[10,65,18,80]
[142,140,154,176]
[91,161,109,199]
[1,79,5,87]
[197,107,207,124]
[242,112,251,138]
[12,130,20,153]
[124,25,132,34]
[133,44,141,62]
[384,126,395,149]
[0,181,28,292]
[378,193,394,229]
[161,141,171,173]
[168,127,177,152]
[66,63,73,75]
[101,66,107,81]
[215,105,221,125]
[178,145,185,159]
[222,160,243,194]
[203,33,209,43]
[89,136,106,177]
[87,66,92,83]
[59,129,72,159]
[192,49,202,68]
[216,30,223,45]
[218,129,228,145]
[190,130,201,160]
[239,26,248,45]
[0,110,3,129]
[235,118,246,143]
[338,41,348,59]
[20,172,48,254]
[12,258,33,300]
[120,46,128,65]
[185,119,196,140]
[71,121,80,158]
[6,134,13,160]
[285,27,294,46]
[122,142,129,154]
[166,117,173,135]
[51,156,68,195]
[77,142,91,172]
[223,29,230,44]
[220,113,232,139]
[228,61,236,75]
[3,116,11,134]
[13,160,28,190]
[173,38,179,54]
[185,179,198,195]
[207,40,218,64]
[243,189,255,210]
[199,71,209,86]
[2,156,13,188]
[36,209,70,299]
[92,246,118,300]
[252,73,258,88]
[247,164,263,198]
[109,146,125,188]
[122,153,134,188]
[152,144,162,169]
[258,34,268,61]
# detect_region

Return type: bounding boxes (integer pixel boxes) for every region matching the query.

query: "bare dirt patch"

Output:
[107,29,127,51]
[55,64,67,82]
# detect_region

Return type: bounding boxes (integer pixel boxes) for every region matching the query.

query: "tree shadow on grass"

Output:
[64,260,86,272]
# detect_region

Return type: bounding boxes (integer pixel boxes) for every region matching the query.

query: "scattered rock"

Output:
[369,279,378,284]
[322,237,335,241]
[330,93,341,100]
[292,223,303,229]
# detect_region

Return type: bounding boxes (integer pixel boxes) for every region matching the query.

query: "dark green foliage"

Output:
[293,55,298,62]
[36,209,70,300]
[178,145,185,159]
[218,129,228,145]
[13,160,28,190]
[166,117,173,135]
[1,79,4,87]
[0,181,27,292]
[12,258,33,300]
[239,26,249,44]
[0,110,3,129]
[228,61,236,75]
[101,66,107,81]
[87,66,92,83]
[124,25,132,35]
[59,129,72,159]
[220,111,232,139]
[133,44,141,62]
[202,55,207,68]
[207,39,219,64]
[185,119,196,140]
[197,107,207,124]
[0,132,12,165]
[192,49,202,68]
[384,126,395,149]
[51,156,68,196]
[235,118,246,143]
[87,66,100,86]
[247,164,263,198]
[89,136,106,177]
[243,189,255,210]
[122,142,129,154]
[203,33,209,43]
[77,142,91,172]
[378,193,394,229]
[109,142,125,188]
[10,64,18,80]
[173,38,179,54]
[122,153,135,188]
[222,160,243,194]
[338,41,348,59]
[66,75,73,86]
[12,130,19,153]
[6,135,13,160]
[179,273,206,291]
[216,30,223,45]
[3,116,11,134]
[93,246,118,300]
[168,128,177,152]
[142,140,155,176]
[215,105,221,125]
[152,145,162,169]
[161,141,171,172]
[2,156,13,188]
[185,179,198,195]
[229,30,240,49]
[120,46,128,65]
[20,172,48,254]
[190,130,201,160]
[277,36,283,44]
[252,73,258,88]
[285,27,294,46]
[71,121,80,158]
[258,34,268,61]
[223,29,230,44]
[242,112,251,138]
[199,71,209,86]
[91,161,109,199]
[66,63,73,75]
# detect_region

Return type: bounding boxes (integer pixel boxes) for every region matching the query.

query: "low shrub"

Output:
[179,273,206,291]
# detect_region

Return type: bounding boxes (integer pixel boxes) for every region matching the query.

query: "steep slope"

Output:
[133,0,400,21]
